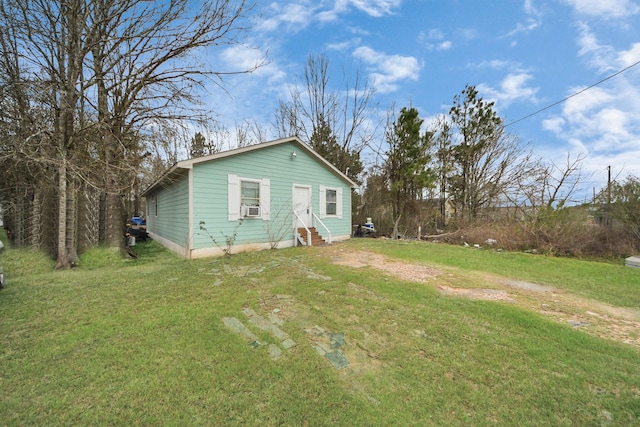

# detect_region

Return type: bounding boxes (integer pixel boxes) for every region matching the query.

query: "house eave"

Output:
[141,165,190,197]
[141,136,358,197]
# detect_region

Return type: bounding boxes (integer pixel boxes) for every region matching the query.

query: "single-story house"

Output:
[141,136,357,258]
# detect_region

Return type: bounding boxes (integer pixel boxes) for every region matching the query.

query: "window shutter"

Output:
[261,178,270,220]
[228,174,239,221]
[319,185,326,219]
[336,187,343,219]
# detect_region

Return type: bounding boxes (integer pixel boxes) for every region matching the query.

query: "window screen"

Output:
[326,189,337,215]
[241,181,260,206]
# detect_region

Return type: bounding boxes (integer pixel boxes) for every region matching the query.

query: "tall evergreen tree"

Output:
[448,85,503,222]
[190,132,215,158]
[309,116,363,183]
[385,106,436,232]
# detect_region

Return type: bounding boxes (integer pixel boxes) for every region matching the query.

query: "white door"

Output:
[293,185,312,228]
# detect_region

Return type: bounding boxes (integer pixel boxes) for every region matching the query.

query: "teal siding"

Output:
[191,141,351,250]
[148,176,189,247]
[147,140,353,255]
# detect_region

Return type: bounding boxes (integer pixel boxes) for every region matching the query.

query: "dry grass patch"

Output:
[319,243,640,348]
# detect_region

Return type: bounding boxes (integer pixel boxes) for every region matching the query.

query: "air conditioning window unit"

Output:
[242,205,261,217]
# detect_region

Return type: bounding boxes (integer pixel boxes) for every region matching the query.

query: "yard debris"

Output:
[625,255,640,269]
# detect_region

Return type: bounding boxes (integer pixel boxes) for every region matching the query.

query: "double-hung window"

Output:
[228,174,270,220]
[325,189,337,215]
[319,185,343,219]
[241,180,260,207]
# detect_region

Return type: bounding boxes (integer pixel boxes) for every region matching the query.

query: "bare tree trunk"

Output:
[105,191,123,247]
[392,214,402,239]
[65,172,78,265]
[55,157,68,269]
[99,193,107,244]
[31,189,42,248]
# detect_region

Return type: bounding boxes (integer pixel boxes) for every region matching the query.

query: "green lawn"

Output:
[1,237,639,426]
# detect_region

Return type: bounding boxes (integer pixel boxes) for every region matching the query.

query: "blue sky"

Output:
[206,0,640,199]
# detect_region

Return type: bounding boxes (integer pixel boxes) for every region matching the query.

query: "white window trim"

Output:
[319,185,343,219]
[228,174,270,221]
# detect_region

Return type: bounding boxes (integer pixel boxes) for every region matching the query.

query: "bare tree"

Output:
[0,0,258,266]
[0,0,98,267]
[85,0,258,247]
[447,85,535,223]
[274,53,377,184]
[609,175,640,243]
[507,152,586,212]
[235,118,268,148]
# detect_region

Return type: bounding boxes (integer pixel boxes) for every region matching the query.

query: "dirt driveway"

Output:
[322,246,640,348]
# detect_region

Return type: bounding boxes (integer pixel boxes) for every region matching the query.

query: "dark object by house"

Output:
[126,216,149,242]
[353,219,376,238]
[130,216,146,226]
[127,226,149,241]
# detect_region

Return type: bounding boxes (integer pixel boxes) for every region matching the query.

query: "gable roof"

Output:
[142,136,358,196]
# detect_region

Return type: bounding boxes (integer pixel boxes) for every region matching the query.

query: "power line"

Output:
[504,58,640,128]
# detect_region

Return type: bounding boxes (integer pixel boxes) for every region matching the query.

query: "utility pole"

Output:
[607,165,611,205]
[606,165,612,228]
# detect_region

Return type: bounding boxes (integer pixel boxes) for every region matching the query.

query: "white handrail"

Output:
[292,210,313,246]
[312,213,332,244]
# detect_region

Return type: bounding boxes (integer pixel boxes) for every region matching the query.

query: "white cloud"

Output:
[256,0,401,31]
[619,42,640,67]
[474,59,520,70]
[574,23,619,73]
[505,18,541,37]
[524,0,542,16]
[418,29,452,51]
[256,3,315,32]
[562,0,640,18]
[348,0,402,17]
[477,72,539,108]
[426,29,444,40]
[326,39,360,52]
[562,86,614,118]
[458,28,479,40]
[220,45,284,83]
[353,46,421,93]
[437,41,452,51]
[542,116,566,133]
[540,22,640,184]
[544,82,640,159]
